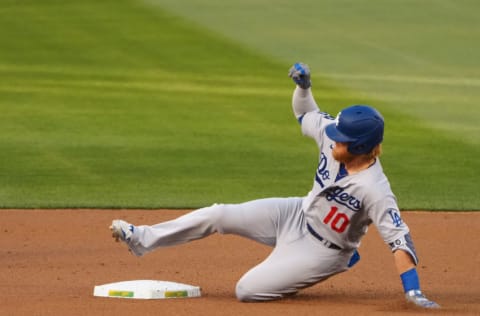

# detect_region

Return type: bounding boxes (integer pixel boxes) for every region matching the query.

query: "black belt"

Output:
[307,223,342,250]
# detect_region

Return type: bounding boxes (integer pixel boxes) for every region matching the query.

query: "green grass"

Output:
[152,0,480,145]
[0,0,478,209]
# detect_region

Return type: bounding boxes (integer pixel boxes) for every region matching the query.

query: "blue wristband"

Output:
[400,268,420,292]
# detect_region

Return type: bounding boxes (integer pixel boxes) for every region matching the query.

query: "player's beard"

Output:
[332,143,382,164]
[332,143,355,164]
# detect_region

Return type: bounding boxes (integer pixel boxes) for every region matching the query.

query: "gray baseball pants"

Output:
[126,197,356,301]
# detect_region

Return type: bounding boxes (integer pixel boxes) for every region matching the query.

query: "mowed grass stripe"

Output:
[322,73,480,88]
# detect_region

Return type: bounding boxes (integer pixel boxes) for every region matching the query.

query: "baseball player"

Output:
[110,62,439,308]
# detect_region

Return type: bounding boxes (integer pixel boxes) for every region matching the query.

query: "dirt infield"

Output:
[0,209,478,316]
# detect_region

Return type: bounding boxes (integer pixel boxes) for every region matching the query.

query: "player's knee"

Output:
[235,282,256,302]
[208,203,237,235]
[235,281,285,302]
[205,203,226,232]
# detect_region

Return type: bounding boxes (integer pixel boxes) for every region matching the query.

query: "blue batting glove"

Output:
[288,62,311,89]
[405,290,440,309]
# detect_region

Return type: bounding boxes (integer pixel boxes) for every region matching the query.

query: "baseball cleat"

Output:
[405,290,440,309]
[110,219,135,242]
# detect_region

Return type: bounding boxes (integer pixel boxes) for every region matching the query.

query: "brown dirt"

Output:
[0,209,478,316]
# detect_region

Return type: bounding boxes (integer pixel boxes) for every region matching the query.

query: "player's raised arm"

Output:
[288,62,319,121]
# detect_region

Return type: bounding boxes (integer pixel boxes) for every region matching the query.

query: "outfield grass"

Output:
[0,0,478,209]
[153,0,480,145]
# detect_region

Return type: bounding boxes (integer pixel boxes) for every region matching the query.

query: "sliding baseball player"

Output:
[110,62,439,308]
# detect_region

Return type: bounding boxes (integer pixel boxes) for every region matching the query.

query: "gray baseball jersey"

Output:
[299,101,417,262]
[293,86,417,262]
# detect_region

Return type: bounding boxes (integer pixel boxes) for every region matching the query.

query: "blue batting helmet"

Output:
[325,105,384,155]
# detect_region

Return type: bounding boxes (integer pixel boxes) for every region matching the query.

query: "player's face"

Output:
[332,142,355,163]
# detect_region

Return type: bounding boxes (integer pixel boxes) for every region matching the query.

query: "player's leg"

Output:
[215,197,304,245]
[121,197,303,256]
[235,227,355,301]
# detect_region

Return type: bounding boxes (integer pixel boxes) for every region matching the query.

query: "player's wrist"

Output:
[400,267,420,293]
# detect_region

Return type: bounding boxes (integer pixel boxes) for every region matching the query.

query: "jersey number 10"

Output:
[323,206,350,233]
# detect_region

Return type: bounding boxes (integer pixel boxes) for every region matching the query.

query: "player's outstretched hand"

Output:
[288,62,311,89]
[405,290,440,309]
